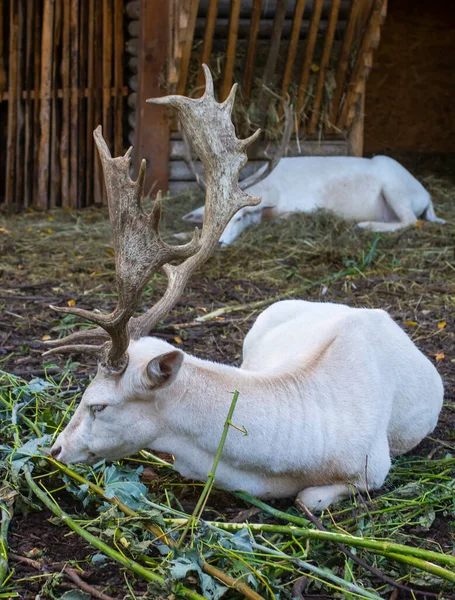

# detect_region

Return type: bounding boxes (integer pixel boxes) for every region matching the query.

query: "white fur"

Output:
[52,300,443,510]
[183,156,446,245]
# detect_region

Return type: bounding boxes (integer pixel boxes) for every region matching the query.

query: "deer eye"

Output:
[91,405,107,416]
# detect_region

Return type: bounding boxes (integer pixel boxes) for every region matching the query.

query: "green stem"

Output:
[23,466,206,600]
[45,456,165,539]
[0,504,11,585]
[235,491,312,527]
[177,390,240,547]
[165,519,455,576]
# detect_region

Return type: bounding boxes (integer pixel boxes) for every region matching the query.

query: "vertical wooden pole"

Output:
[78,0,87,207]
[5,0,19,210]
[296,0,323,120]
[15,0,25,210]
[256,0,288,126]
[337,0,384,129]
[93,0,104,204]
[0,0,6,97]
[307,0,341,134]
[24,0,35,208]
[37,0,55,210]
[49,0,62,208]
[177,0,199,96]
[102,0,113,146]
[32,0,42,206]
[85,0,95,204]
[242,0,262,104]
[70,0,79,207]
[196,0,218,90]
[281,0,306,100]
[220,0,241,101]
[326,0,362,133]
[114,0,124,156]
[135,0,170,193]
[60,0,70,207]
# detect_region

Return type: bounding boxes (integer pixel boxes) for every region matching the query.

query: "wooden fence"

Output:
[0,0,126,211]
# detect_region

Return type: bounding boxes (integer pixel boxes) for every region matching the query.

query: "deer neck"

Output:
[151,353,313,475]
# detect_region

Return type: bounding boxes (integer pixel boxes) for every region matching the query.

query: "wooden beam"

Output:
[307,0,341,134]
[242,0,262,104]
[134,0,170,194]
[220,0,241,101]
[23,0,34,208]
[85,0,95,207]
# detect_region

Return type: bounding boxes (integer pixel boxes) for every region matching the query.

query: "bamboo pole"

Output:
[326,0,362,133]
[37,0,55,209]
[242,0,262,104]
[70,0,79,207]
[23,0,35,208]
[296,0,323,123]
[220,0,241,101]
[176,0,199,96]
[195,0,218,91]
[307,0,341,134]
[337,0,384,130]
[60,0,70,207]
[49,0,62,208]
[5,0,19,210]
[281,0,306,100]
[102,0,113,147]
[113,0,124,155]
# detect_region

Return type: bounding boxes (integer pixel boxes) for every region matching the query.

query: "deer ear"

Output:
[146,351,184,389]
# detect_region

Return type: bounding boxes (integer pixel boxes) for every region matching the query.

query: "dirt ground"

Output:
[1,153,454,598]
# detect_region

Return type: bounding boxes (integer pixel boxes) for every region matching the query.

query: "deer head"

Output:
[45,66,261,463]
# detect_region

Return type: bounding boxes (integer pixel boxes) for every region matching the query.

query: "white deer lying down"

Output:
[183,155,446,246]
[44,67,443,511]
[50,299,443,511]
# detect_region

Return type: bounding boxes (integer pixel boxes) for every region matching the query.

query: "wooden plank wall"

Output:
[0,0,127,211]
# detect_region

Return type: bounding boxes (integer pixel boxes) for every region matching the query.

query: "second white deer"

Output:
[183,155,445,246]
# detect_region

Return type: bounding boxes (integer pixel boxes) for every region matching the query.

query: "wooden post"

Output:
[296,0,323,122]
[196,0,218,90]
[36,0,55,210]
[243,0,262,104]
[134,0,170,194]
[220,0,241,101]
[5,0,19,210]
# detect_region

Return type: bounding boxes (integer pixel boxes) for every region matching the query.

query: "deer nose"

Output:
[51,445,62,459]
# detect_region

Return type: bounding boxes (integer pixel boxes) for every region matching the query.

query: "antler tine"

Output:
[129,65,261,338]
[240,92,294,190]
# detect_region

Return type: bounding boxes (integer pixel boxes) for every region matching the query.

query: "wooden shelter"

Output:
[128,0,387,195]
[0,0,387,210]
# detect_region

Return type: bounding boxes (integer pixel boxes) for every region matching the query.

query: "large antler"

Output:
[43,65,260,371]
[182,90,293,192]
